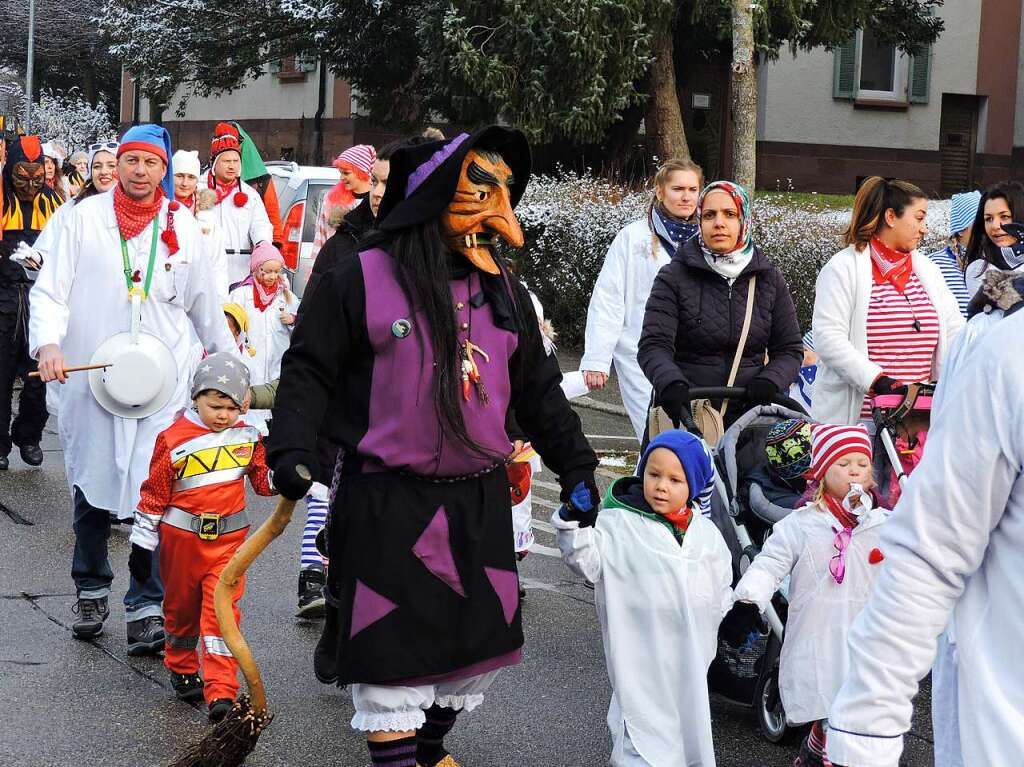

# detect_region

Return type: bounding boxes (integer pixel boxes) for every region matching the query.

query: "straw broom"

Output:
[168,466,310,767]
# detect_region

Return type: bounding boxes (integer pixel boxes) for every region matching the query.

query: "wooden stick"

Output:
[214,467,309,714]
[28,362,112,378]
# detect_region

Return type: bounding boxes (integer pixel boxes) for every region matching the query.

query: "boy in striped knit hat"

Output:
[730,424,890,767]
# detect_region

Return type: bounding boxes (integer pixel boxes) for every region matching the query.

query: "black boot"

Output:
[313,586,340,684]
[126,615,165,656]
[170,671,205,702]
[416,705,460,767]
[18,444,43,466]
[296,566,326,618]
[207,698,234,723]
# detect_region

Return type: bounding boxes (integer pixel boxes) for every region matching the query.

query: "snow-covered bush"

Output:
[0,82,115,152]
[511,171,950,347]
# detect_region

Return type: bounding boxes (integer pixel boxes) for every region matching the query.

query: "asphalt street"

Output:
[0,359,935,767]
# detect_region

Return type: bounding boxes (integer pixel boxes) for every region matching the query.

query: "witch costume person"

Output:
[268,126,598,767]
[0,135,62,469]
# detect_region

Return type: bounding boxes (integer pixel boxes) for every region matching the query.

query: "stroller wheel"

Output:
[754,635,793,744]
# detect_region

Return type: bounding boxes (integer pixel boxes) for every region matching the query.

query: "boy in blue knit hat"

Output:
[553,430,732,766]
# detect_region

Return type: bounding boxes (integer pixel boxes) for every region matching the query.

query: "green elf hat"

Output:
[231,122,268,182]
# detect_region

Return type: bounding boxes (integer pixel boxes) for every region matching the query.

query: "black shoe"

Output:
[18,444,43,466]
[313,599,340,685]
[296,566,326,618]
[208,698,234,723]
[71,597,109,639]
[0,453,8,470]
[170,671,205,702]
[126,615,165,656]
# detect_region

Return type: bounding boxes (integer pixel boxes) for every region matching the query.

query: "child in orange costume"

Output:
[127,352,275,722]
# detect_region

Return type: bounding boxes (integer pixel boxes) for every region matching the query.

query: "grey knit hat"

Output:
[191,352,251,406]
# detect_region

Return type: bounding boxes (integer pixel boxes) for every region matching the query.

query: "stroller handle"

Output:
[687,386,808,416]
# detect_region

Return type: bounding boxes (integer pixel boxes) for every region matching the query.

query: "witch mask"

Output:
[440,149,525,274]
[12,161,45,202]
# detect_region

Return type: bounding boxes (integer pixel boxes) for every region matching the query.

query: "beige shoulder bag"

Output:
[648,275,757,447]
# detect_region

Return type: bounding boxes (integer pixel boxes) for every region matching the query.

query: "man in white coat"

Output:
[826,306,1024,767]
[202,122,273,286]
[30,124,235,653]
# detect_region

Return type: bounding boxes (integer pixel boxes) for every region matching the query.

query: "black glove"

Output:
[658,382,691,426]
[128,544,152,584]
[746,377,779,407]
[558,477,600,528]
[272,450,316,500]
[871,375,906,396]
[720,601,763,648]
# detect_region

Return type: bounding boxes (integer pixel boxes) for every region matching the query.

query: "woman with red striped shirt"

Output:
[811,177,964,427]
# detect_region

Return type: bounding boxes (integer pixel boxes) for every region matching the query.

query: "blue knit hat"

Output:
[949,190,981,237]
[118,123,174,199]
[638,430,714,507]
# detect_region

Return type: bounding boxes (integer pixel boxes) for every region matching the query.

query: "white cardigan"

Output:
[810,244,964,425]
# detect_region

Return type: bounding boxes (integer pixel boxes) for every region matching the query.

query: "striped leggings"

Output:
[300,482,330,570]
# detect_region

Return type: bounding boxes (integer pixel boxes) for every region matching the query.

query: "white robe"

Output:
[199,175,274,285]
[826,308,1024,767]
[28,190,235,519]
[553,506,732,767]
[580,219,671,441]
[227,280,298,427]
[732,503,888,725]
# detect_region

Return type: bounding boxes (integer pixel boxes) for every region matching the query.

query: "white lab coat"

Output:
[553,505,732,767]
[733,503,888,725]
[580,219,671,441]
[28,190,235,519]
[199,176,274,285]
[810,245,964,425]
[194,207,229,301]
[227,280,298,426]
[826,308,1024,767]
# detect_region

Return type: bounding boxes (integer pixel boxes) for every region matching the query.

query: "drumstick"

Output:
[28,363,112,378]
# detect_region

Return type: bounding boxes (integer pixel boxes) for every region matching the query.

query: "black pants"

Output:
[0,294,47,456]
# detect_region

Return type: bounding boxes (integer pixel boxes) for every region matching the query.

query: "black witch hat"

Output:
[378,125,531,232]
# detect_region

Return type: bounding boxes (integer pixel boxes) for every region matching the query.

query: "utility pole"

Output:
[25,0,36,132]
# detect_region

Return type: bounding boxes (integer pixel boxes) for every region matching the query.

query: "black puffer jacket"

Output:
[638,237,803,412]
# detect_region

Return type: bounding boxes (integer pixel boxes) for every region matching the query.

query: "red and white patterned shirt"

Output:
[861,272,939,417]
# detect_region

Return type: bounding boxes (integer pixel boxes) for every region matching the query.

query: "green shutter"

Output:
[833,35,859,100]
[908,46,931,104]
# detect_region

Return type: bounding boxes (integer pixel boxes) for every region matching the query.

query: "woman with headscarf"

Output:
[227,240,299,431]
[963,181,1024,298]
[811,177,963,427]
[581,159,703,441]
[638,180,804,431]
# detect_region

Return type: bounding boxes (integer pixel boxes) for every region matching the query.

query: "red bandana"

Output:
[869,237,914,293]
[823,493,859,530]
[113,184,164,242]
[663,505,694,535]
[251,278,282,312]
[208,175,248,207]
[175,193,196,214]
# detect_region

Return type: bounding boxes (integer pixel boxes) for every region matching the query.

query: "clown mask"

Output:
[12,161,45,202]
[441,149,525,274]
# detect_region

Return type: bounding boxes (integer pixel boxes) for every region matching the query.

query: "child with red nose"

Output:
[730,424,890,767]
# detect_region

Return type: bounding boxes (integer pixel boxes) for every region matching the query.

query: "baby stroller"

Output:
[679,387,810,744]
[871,382,935,495]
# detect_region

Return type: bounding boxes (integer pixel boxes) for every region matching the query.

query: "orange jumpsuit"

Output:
[133,410,273,704]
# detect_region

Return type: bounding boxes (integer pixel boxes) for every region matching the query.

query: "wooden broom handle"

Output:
[28,362,112,378]
[214,466,310,715]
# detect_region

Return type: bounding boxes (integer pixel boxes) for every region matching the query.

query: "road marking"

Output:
[528,542,561,558]
[530,497,560,513]
[585,434,639,442]
[530,517,557,534]
[532,479,562,493]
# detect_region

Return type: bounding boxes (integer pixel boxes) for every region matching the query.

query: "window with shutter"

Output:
[833,35,859,100]
[908,46,931,104]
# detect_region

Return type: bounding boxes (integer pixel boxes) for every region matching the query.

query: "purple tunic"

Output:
[356,248,517,476]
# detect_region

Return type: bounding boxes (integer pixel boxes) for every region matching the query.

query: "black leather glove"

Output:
[272,450,316,500]
[558,477,600,528]
[128,544,152,584]
[871,375,907,396]
[658,382,691,426]
[746,377,779,407]
[720,601,764,648]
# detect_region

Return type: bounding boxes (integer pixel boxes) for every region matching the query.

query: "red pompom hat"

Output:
[209,122,248,207]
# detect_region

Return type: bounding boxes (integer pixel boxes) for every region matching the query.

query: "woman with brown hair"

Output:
[963,180,1024,297]
[811,177,964,426]
[580,158,703,440]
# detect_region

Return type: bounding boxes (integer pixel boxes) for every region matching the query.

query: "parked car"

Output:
[265,160,340,298]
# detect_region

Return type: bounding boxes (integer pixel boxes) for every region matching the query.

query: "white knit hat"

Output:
[172,149,201,178]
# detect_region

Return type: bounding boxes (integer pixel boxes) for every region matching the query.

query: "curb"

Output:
[573,395,628,418]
